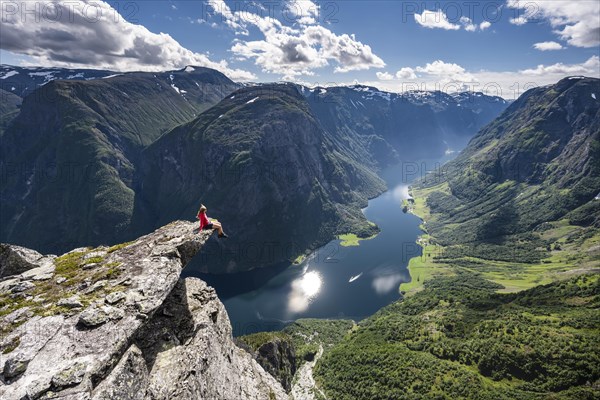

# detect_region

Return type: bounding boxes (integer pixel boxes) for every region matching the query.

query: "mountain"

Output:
[301,85,509,161]
[0,65,117,98]
[1,66,508,273]
[0,67,239,254]
[0,88,21,135]
[132,83,385,273]
[0,221,287,400]
[422,77,600,251]
[248,77,600,399]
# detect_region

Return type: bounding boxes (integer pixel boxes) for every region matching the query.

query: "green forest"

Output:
[315,273,599,399]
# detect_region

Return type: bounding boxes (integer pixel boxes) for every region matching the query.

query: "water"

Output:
[188,161,444,336]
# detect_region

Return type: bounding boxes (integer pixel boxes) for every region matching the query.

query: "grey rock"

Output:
[32,273,54,281]
[10,280,35,293]
[56,277,67,284]
[83,251,107,261]
[83,280,107,294]
[0,244,54,279]
[3,356,29,379]
[57,296,84,309]
[137,278,288,400]
[78,304,124,328]
[3,307,34,324]
[91,345,148,400]
[81,263,99,270]
[26,378,52,399]
[254,338,297,391]
[51,362,87,389]
[0,222,285,400]
[105,292,126,305]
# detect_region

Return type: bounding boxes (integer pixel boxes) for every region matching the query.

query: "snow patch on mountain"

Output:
[0,70,19,79]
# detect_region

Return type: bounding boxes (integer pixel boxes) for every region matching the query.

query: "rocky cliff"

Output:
[0,221,287,400]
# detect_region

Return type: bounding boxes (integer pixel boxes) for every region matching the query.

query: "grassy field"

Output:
[337,232,378,247]
[399,243,452,295]
[401,186,600,296]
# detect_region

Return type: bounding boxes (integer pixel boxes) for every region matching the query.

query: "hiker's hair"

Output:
[199,204,207,213]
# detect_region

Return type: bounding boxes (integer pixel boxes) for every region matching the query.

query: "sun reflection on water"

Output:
[287,271,322,313]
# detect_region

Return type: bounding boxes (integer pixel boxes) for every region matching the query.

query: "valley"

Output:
[0,66,597,399]
[1,1,599,398]
[0,65,509,273]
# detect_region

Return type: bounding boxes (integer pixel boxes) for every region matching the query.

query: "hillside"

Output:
[315,273,599,399]
[302,85,509,162]
[0,67,239,254]
[402,77,600,292]
[247,77,600,399]
[1,66,509,273]
[0,88,21,135]
[133,83,385,272]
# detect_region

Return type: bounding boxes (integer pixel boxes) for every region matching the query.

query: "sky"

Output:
[1,0,599,98]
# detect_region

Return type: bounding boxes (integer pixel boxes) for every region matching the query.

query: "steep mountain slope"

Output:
[275,77,600,400]
[133,83,385,272]
[302,85,509,162]
[0,221,287,400]
[1,68,508,272]
[0,68,239,253]
[0,88,21,135]
[422,77,600,249]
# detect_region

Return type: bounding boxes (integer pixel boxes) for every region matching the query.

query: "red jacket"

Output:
[198,211,211,229]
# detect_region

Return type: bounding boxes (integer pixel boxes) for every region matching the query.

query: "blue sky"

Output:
[1,0,599,98]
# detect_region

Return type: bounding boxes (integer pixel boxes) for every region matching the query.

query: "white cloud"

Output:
[284,0,320,26]
[415,10,489,32]
[520,55,599,75]
[210,0,385,77]
[376,71,394,81]
[533,41,565,51]
[354,56,600,100]
[510,17,528,26]
[507,0,600,48]
[0,0,256,80]
[414,10,460,30]
[206,0,250,35]
[460,17,477,32]
[416,60,477,86]
[171,4,177,10]
[396,67,417,80]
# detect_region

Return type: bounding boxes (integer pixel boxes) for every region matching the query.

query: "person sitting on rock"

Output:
[197,204,228,238]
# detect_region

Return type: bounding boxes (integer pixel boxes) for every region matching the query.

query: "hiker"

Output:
[197,204,228,238]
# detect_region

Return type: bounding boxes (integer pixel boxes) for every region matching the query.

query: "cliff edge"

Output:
[0,221,287,400]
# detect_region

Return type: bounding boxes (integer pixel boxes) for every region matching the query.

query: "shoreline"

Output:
[399,185,450,296]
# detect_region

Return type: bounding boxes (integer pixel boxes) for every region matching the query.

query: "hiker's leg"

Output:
[213,222,224,235]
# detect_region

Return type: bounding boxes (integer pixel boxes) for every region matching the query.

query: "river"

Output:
[187,160,446,336]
